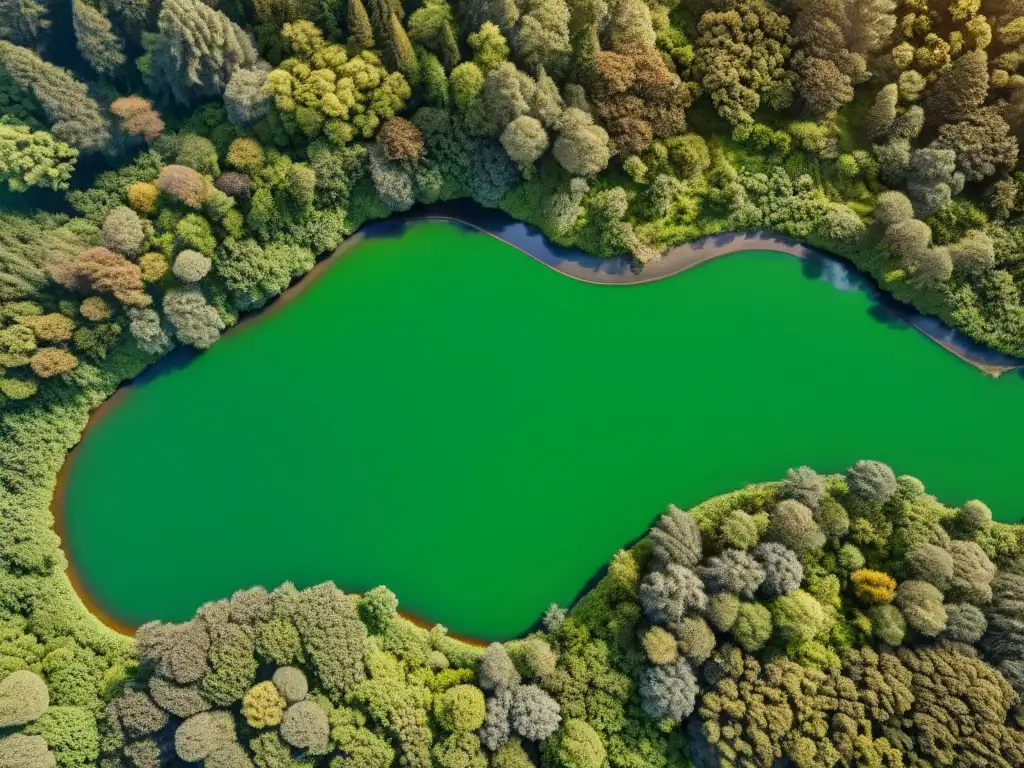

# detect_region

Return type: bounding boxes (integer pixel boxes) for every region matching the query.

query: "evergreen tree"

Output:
[0,0,50,47]
[150,0,258,105]
[0,41,110,152]
[347,0,375,51]
[71,0,126,77]
[388,12,419,77]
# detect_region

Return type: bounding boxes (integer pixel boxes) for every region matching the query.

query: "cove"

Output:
[60,220,1024,641]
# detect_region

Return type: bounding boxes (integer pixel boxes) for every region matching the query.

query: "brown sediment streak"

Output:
[54,214,1022,640]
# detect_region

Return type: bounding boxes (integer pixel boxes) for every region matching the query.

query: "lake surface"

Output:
[62,221,1024,640]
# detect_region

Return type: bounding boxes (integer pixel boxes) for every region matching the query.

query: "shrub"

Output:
[509,685,560,741]
[637,657,698,723]
[271,667,307,704]
[869,605,906,646]
[0,670,49,727]
[846,460,897,504]
[852,570,897,605]
[241,681,286,729]
[172,250,212,283]
[753,542,802,596]
[280,700,329,752]
[158,165,211,208]
[434,685,485,732]
[780,466,824,509]
[731,603,772,652]
[544,719,605,768]
[640,563,708,623]
[102,206,146,256]
[894,580,947,637]
[698,549,765,599]
[766,500,825,555]
[649,505,702,568]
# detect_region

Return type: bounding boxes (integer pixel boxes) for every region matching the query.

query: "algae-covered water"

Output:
[62,221,1024,640]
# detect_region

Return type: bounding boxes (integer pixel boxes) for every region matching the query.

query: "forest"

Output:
[5,1,1024,766]
[4,462,1024,768]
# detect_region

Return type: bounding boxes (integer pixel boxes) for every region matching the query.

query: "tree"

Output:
[0,734,54,768]
[158,165,210,209]
[639,563,707,624]
[377,117,424,163]
[150,0,258,105]
[513,0,570,76]
[271,667,308,704]
[551,108,609,177]
[639,656,698,724]
[0,123,76,192]
[780,466,824,509]
[544,719,604,768]
[933,107,1020,182]
[0,670,48,727]
[641,627,677,665]
[772,590,828,643]
[240,682,286,729]
[720,509,759,550]
[175,711,236,762]
[845,0,897,54]
[731,602,772,651]
[906,542,955,591]
[479,689,513,750]
[127,307,171,355]
[766,500,825,555]
[948,540,996,604]
[348,0,376,50]
[387,12,418,76]
[944,603,988,644]
[895,580,947,636]
[960,499,993,531]
[852,569,897,604]
[0,42,110,152]
[0,0,50,47]
[753,542,803,596]
[907,147,960,219]
[435,685,485,732]
[694,1,793,126]
[102,207,145,256]
[162,287,224,349]
[110,97,164,141]
[71,0,125,77]
[926,49,989,125]
[797,57,854,117]
[846,460,897,504]
[870,604,906,645]
[698,549,765,599]
[478,643,520,692]
[30,346,78,378]
[500,115,547,174]
[509,685,560,741]
[224,68,270,128]
[25,706,99,768]
[173,250,212,283]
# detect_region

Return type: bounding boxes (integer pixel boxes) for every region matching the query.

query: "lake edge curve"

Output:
[52,209,1023,640]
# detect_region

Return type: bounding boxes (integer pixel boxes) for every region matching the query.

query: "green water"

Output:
[63,222,1024,640]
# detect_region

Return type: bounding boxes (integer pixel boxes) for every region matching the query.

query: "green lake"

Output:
[62,221,1024,640]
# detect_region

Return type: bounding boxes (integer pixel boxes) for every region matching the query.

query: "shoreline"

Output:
[53,208,1024,642]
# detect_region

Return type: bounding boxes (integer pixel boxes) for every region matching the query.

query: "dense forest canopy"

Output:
[4,2,1024,767]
